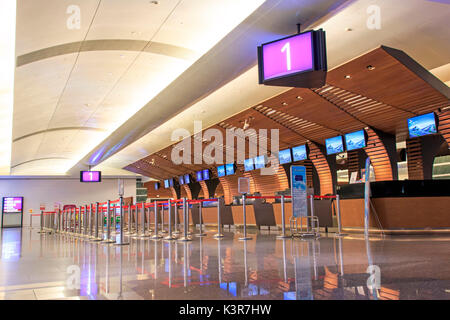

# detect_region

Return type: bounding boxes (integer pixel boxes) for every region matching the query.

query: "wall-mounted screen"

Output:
[154,182,160,190]
[292,145,307,161]
[196,171,203,182]
[168,178,174,187]
[325,136,344,155]
[345,130,367,151]
[184,174,190,184]
[178,176,185,185]
[164,179,169,188]
[80,171,101,182]
[408,112,438,138]
[217,165,226,177]
[244,158,254,172]
[278,148,292,165]
[202,169,210,181]
[2,197,23,213]
[254,155,267,169]
[225,163,235,175]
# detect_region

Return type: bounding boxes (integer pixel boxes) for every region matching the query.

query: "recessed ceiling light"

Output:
[296,96,302,100]
[345,75,351,79]
[107,72,113,76]
[345,28,353,32]
[366,65,375,70]
[282,102,288,106]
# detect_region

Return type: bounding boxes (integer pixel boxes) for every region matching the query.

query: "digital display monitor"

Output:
[178,176,185,185]
[225,163,235,176]
[2,197,23,213]
[261,31,314,81]
[292,145,307,161]
[254,155,267,169]
[164,179,169,188]
[184,174,190,184]
[202,169,210,181]
[168,178,174,187]
[408,112,438,138]
[80,171,101,182]
[196,171,203,181]
[278,148,292,164]
[154,182,160,190]
[244,158,254,172]
[325,136,344,155]
[217,165,226,178]
[345,130,367,151]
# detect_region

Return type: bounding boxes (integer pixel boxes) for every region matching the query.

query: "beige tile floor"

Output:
[0,227,449,300]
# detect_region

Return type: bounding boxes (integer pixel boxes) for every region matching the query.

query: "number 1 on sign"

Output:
[281,42,291,71]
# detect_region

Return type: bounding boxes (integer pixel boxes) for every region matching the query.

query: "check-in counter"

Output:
[190,197,334,229]
[337,180,450,233]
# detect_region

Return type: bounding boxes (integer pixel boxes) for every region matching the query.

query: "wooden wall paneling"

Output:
[198,180,209,199]
[364,127,395,181]
[307,142,333,195]
[438,111,450,146]
[182,184,192,200]
[406,138,424,180]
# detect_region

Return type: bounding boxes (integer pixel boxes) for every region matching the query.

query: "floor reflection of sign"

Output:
[295,256,313,300]
[291,166,307,217]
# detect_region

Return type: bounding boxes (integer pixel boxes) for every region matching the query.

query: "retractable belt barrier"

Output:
[40,194,342,240]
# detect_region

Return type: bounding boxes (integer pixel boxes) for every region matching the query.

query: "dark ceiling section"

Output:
[127,46,450,180]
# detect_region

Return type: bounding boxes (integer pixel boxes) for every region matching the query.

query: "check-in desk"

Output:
[337,180,450,234]
[191,197,334,229]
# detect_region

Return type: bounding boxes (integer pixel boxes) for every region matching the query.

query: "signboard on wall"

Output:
[2,197,24,228]
[290,166,307,218]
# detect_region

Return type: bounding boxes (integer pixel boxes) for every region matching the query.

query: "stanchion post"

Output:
[38,210,45,234]
[277,195,290,239]
[335,194,347,237]
[196,201,206,237]
[91,202,102,241]
[161,203,167,234]
[178,198,191,241]
[239,194,251,241]
[151,200,162,239]
[103,200,115,243]
[114,196,129,246]
[213,198,224,239]
[173,202,180,235]
[165,199,176,240]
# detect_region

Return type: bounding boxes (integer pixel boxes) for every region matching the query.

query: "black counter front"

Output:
[337,180,450,199]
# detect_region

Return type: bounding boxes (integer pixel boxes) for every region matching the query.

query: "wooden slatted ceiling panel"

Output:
[326,46,449,118]
[364,127,394,181]
[144,181,174,199]
[198,181,209,199]
[307,142,333,195]
[314,84,411,135]
[438,111,450,146]
[406,138,424,180]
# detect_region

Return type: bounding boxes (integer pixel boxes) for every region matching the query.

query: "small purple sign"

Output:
[262,31,314,81]
[80,171,101,182]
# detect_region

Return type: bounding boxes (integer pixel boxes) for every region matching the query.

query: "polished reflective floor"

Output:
[0,227,449,300]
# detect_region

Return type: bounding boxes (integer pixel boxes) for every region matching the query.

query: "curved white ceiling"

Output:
[11,0,267,175]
